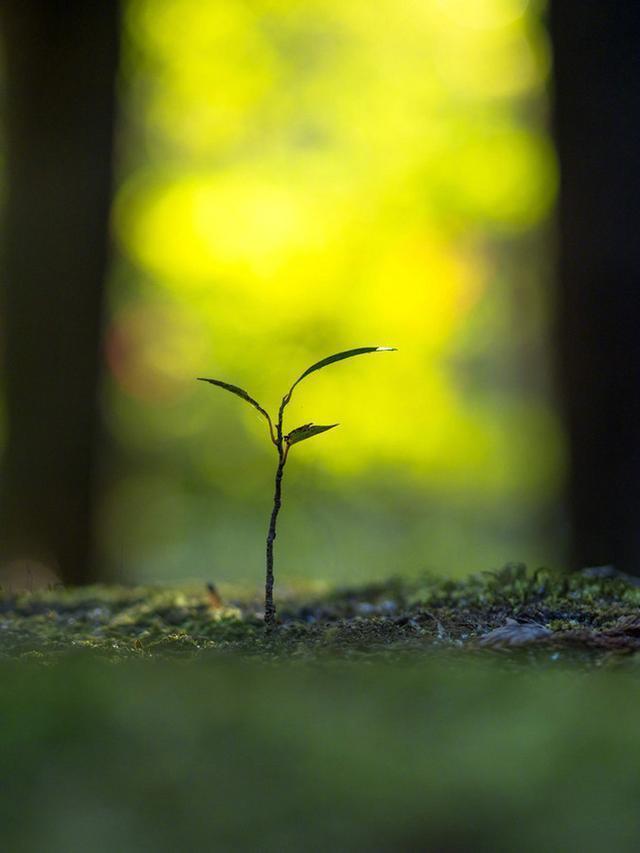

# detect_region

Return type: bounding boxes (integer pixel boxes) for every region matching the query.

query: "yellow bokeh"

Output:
[436,0,531,31]
[108,0,561,580]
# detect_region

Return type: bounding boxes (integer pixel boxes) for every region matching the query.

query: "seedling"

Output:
[198,346,397,627]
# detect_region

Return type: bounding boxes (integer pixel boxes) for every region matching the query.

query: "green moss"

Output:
[2,566,640,665]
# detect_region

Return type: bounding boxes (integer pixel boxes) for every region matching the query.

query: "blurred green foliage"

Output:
[3,657,640,851]
[101,0,561,584]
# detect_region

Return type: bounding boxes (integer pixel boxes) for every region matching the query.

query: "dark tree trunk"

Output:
[550,2,640,572]
[0,1,120,585]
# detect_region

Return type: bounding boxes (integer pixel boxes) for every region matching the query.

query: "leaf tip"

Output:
[375,346,398,352]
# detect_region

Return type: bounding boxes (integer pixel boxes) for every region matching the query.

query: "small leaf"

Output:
[294,346,397,388]
[197,377,275,442]
[285,422,339,446]
[197,377,265,415]
[279,347,397,416]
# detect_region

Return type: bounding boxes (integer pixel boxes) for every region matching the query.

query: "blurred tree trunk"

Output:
[550,2,640,573]
[0,1,120,585]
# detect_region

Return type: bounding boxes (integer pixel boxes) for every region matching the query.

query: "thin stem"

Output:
[265,412,277,447]
[264,450,285,627]
[277,390,293,438]
[264,393,291,627]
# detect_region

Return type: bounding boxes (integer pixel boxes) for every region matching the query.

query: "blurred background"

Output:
[107,0,562,585]
[7,0,637,583]
[3,9,640,851]
[0,0,565,587]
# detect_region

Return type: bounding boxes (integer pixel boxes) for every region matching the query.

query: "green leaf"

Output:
[281,348,397,410]
[294,346,397,388]
[197,377,275,441]
[197,377,266,415]
[285,422,339,446]
[279,346,397,420]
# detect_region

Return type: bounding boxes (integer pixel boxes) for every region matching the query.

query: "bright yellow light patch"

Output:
[110,0,562,578]
[436,0,531,30]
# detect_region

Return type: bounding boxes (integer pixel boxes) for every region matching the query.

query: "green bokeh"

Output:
[3,657,640,852]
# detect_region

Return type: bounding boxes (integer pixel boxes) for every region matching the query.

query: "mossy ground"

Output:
[4,566,640,851]
[3,564,640,666]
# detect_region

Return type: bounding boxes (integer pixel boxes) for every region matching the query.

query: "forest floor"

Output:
[3,563,640,668]
[5,565,640,851]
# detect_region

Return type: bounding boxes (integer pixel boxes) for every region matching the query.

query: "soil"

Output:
[3,563,640,666]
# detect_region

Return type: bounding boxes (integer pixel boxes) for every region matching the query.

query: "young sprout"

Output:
[198,346,397,627]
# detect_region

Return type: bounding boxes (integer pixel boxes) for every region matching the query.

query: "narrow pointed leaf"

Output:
[291,346,397,393]
[285,422,339,446]
[197,378,274,437]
